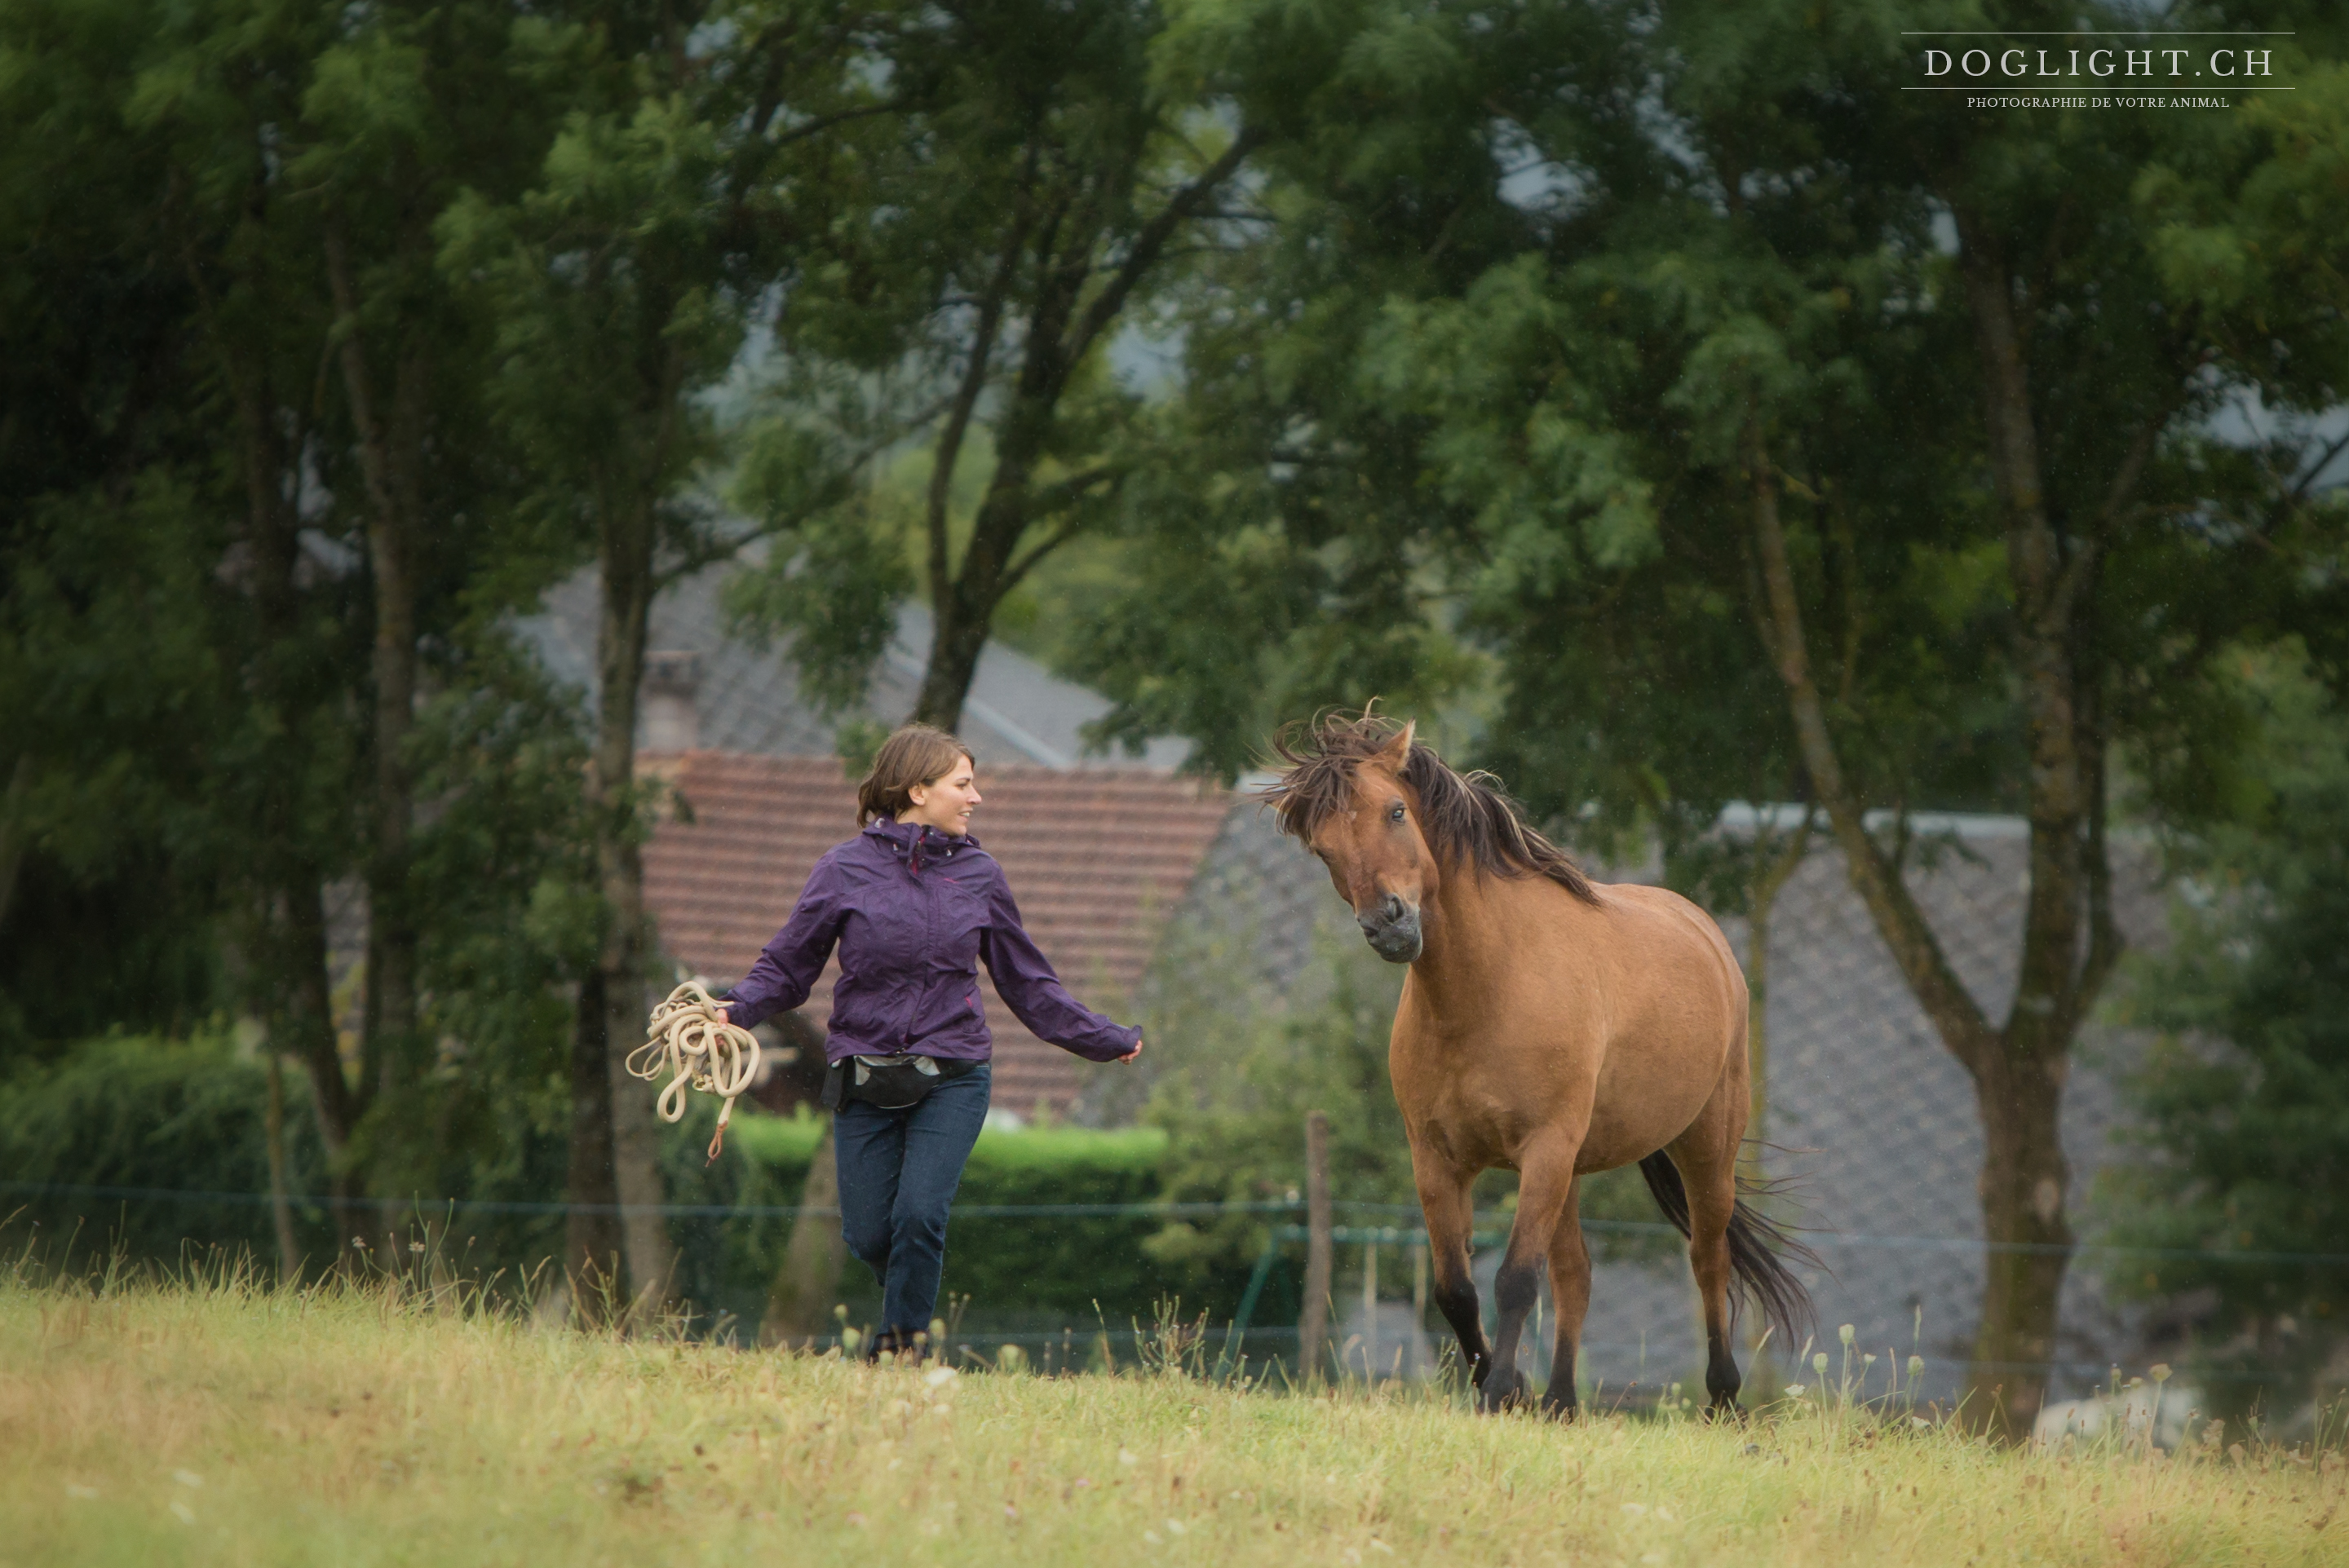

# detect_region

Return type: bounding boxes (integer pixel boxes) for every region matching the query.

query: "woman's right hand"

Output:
[1117,1034,1144,1064]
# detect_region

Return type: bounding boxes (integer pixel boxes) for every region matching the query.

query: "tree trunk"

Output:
[564,969,625,1318]
[1744,400,2103,1438]
[1968,1047,2073,1429]
[271,871,366,1257]
[1949,220,2120,1435]
[325,227,425,1129]
[588,497,675,1316]
[0,754,33,931]
[265,1047,300,1284]
[910,588,996,733]
[761,1123,848,1346]
[231,377,369,1257]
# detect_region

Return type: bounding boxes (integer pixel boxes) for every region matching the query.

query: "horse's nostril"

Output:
[1384,894,1405,922]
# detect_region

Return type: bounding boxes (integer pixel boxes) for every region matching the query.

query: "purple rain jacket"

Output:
[723,816,1141,1065]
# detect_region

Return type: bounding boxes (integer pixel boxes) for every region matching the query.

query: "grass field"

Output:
[5,1268,2343,1567]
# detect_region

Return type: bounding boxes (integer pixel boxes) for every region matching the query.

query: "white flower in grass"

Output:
[1784,1385,1806,1398]
[172,1471,203,1489]
[924,1367,957,1389]
[169,1501,196,1524]
[1118,1447,1139,1466]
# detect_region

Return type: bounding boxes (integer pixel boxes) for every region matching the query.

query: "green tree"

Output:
[1079,0,2349,1432]
[730,0,1269,735]
[0,0,635,1279]
[439,0,879,1308]
[2100,648,2349,1412]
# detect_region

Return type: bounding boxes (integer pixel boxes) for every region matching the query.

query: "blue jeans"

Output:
[833,1061,991,1340]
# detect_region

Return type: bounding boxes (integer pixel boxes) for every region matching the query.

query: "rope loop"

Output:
[630,981,763,1163]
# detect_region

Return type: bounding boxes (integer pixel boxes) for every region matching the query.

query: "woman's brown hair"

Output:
[856,723,977,826]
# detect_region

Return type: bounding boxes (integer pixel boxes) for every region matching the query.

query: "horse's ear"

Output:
[1376,719,1417,771]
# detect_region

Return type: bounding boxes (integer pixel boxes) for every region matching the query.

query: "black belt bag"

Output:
[822,1052,980,1111]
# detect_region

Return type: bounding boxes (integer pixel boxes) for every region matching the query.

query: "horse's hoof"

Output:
[1476,1371,1528,1414]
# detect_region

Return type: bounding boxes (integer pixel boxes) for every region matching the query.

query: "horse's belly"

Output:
[1576,1009,1738,1170]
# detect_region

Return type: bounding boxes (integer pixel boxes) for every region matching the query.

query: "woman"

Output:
[723,723,1144,1358]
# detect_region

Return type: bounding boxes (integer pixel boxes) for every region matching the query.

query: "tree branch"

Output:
[927,194,1033,608]
[1745,418,1996,1068]
[1060,126,1265,371]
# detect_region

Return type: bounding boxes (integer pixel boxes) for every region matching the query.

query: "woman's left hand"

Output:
[1117,1034,1144,1064]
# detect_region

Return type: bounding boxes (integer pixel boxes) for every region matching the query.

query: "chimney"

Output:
[642,650,701,752]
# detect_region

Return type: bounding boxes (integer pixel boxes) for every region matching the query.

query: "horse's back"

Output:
[1594,881,1744,1011]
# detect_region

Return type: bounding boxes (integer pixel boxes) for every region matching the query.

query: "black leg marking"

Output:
[1542,1343,1579,1421]
[1704,1326,1743,1417]
[1431,1275,1490,1388]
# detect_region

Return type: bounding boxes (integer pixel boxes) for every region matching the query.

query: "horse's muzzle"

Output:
[1357,894,1422,963]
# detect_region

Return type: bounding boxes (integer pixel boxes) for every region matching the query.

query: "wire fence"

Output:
[8,1181,2346,1266]
[7,1178,2340,1398]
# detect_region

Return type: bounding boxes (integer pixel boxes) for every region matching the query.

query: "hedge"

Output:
[5,1037,1279,1339]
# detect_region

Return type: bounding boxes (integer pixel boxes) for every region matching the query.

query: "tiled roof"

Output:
[516,559,1188,770]
[640,751,1231,1114]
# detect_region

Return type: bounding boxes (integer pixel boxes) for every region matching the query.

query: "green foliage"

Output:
[0,1031,330,1267]
[2099,645,2349,1407]
[0,479,243,1058]
[727,0,1284,732]
[348,629,595,1208]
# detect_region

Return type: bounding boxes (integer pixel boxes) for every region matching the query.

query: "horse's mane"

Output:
[1263,713,1603,907]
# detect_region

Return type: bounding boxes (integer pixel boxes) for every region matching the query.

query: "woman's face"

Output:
[901,757,981,836]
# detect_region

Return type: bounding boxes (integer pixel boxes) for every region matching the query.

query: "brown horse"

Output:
[1268,713,1813,1416]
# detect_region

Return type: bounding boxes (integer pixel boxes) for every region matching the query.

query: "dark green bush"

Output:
[5,1039,1269,1336]
[0,1030,331,1268]
[673,1111,1266,1339]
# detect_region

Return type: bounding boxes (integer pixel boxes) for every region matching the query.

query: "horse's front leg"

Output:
[1481,1138,1581,1414]
[1410,1155,1489,1391]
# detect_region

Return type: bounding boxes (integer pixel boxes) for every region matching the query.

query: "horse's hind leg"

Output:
[1668,1092,1747,1416]
[1542,1175,1590,1420]
[1413,1155,1491,1390]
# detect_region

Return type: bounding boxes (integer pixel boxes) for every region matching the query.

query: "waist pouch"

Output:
[822,1052,980,1111]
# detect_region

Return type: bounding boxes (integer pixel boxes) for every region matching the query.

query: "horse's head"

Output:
[1267,716,1434,963]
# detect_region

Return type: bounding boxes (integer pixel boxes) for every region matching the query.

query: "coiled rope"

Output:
[630,981,763,1163]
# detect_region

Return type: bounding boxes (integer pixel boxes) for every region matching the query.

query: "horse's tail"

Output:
[1636,1151,1820,1352]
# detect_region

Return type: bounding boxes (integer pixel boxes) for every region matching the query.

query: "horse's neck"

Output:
[1413,870,1555,1018]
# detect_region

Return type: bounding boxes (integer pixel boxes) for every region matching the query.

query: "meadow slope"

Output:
[2,1277,2341,1567]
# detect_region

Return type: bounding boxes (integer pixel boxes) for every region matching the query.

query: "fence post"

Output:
[1299,1110,1333,1380]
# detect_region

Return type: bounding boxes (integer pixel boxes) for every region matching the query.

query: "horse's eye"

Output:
[1388,803,1407,823]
